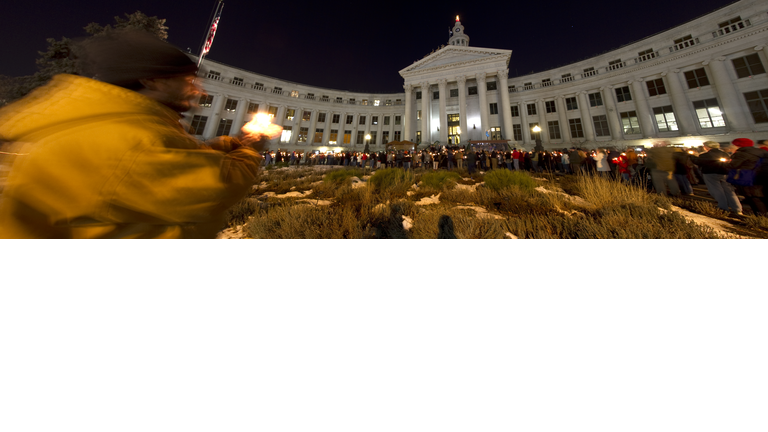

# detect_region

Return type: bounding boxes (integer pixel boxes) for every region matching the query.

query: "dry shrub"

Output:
[369,168,414,199]
[409,207,507,239]
[224,197,259,227]
[246,204,367,239]
[562,174,670,210]
[484,169,536,192]
[419,171,462,190]
[744,214,768,232]
[504,203,722,239]
[669,197,731,220]
[323,168,363,184]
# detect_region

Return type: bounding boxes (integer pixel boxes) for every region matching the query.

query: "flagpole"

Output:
[197,0,225,69]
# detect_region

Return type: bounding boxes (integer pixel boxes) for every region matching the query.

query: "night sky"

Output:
[3,0,739,93]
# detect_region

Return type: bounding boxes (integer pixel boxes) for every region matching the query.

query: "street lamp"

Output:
[531,125,543,152]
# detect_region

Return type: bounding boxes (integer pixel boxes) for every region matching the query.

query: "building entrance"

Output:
[447,114,460,144]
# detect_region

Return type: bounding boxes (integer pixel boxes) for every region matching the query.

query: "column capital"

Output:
[599,86,612,90]
[496,69,509,79]
[456,75,467,85]
[404,84,413,93]
[420,82,430,90]
[756,45,766,51]
[475,73,487,83]
[715,56,728,62]
[437,79,448,88]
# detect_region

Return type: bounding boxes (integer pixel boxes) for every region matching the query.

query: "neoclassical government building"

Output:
[188,0,768,151]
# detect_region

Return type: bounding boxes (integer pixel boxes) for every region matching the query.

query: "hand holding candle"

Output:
[240,113,283,151]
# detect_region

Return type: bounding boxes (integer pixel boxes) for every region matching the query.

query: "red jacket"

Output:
[512,150,520,160]
[614,155,630,174]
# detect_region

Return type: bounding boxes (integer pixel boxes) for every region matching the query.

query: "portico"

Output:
[399,18,513,147]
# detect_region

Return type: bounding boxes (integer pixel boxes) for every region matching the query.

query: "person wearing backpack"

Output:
[726,138,768,215]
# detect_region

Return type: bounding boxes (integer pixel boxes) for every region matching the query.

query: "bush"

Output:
[369,168,414,196]
[324,168,362,184]
[420,171,462,190]
[483,169,536,192]
[247,204,368,239]
[224,197,259,228]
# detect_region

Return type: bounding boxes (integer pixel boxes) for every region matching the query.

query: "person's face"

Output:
[143,74,204,113]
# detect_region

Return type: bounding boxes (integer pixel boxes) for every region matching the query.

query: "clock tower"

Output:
[448,16,470,46]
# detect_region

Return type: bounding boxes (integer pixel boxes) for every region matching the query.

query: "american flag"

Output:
[203,12,221,55]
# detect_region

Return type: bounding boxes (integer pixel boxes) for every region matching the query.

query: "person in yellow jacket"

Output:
[0,31,275,239]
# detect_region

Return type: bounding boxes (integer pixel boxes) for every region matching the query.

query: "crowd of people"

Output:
[264,138,768,216]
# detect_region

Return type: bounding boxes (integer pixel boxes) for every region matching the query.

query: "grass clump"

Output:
[369,168,414,197]
[324,168,362,184]
[419,171,462,190]
[483,169,536,192]
[247,204,367,239]
[224,197,259,228]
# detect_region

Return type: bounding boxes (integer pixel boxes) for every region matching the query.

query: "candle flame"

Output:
[456,15,460,22]
[242,113,283,139]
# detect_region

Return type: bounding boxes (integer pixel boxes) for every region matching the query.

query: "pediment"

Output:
[399,46,512,76]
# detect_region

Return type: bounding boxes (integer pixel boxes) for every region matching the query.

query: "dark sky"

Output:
[3,0,739,93]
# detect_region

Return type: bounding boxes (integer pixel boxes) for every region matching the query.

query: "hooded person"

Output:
[726,138,768,215]
[0,30,275,238]
[692,141,742,214]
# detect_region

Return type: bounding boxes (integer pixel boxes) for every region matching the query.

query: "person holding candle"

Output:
[0,30,268,239]
[692,141,742,214]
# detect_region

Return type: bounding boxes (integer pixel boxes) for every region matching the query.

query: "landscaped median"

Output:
[217,165,768,239]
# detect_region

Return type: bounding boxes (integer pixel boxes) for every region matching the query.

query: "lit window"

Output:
[224,99,238,112]
[298,127,308,143]
[693,99,726,128]
[247,102,259,114]
[286,109,295,121]
[302,111,311,121]
[374,100,380,106]
[199,95,213,108]
[653,106,679,132]
[290,90,299,98]
[620,111,640,134]
[280,126,292,143]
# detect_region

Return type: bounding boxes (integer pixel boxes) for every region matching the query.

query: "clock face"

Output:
[455,28,461,33]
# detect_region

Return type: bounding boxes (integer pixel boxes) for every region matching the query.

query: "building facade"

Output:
[188,0,768,151]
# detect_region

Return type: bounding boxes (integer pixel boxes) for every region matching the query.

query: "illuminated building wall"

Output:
[190,0,768,151]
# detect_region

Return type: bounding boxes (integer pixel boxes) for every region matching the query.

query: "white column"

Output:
[630,79,656,137]
[351,113,359,146]
[537,99,549,144]
[706,57,750,131]
[457,76,468,145]
[497,70,515,142]
[364,112,372,145]
[307,109,319,147]
[403,84,414,142]
[663,69,697,135]
[289,108,302,146]
[437,79,448,144]
[421,82,431,144]
[520,101,530,145]
[273,105,287,148]
[231,98,248,134]
[556,96,569,142]
[476,73,489,138]
[321,112,331,144]
[202,93,226,139]
[376,114,384,148]
[601,86,623,140]
[577,91,596,142]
